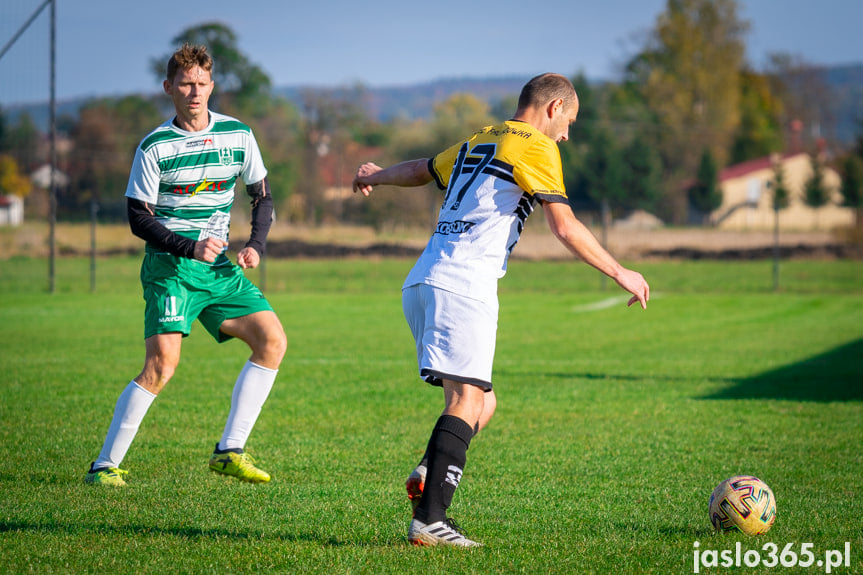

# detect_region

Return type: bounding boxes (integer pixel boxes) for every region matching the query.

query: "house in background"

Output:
[0,194,24,226]
[711,152,853,230]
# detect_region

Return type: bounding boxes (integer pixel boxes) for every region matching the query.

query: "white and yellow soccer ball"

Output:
[708,475,777,535]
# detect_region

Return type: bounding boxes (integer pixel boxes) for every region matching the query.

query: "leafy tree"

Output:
[65,96,163,218]
[559,142,593,213]
[151,23,305,222]
[240,97,302,217]
[560,72,603,213]
[582,127,624,217]
[151,22,272,111]
[0,154,32,198]
[0,107,8,153]
[626,0,747,223]
[764,53,835,153]
[605,77,656,146]
[839,153,862,227]
[803,150,830,228]
[621,134,663,214]
[769,156,791,290]
[688,148,722,223]
[803,151,830,208]
[855,121,863,158]
[5,113,40,172]
[490,95,518,123]
[770,157,790,211]
[293,86,379,224]
[730,70,785,163]
[427,93,496,153]
[569,72,601,143]
[365,93,497,230]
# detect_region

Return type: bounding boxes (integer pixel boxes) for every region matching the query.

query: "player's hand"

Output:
[352,162,382,196]
[193,237,228,263]
[237,246,260,270]
[615,268,650,310]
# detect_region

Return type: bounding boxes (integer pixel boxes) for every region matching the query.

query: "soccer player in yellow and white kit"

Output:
[85,44,286,486]
[353,73,650,547]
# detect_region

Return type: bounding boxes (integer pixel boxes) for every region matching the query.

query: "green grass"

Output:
[1,257,862,574]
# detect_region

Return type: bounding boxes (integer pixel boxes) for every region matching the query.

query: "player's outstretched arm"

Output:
[352,159,433,196]
[543,201,650,309]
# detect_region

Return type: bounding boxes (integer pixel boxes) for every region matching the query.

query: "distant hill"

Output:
[276,75,530,121]
[4,66,862,144]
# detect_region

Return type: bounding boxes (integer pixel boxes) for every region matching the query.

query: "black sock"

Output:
[414,414,474,524]
[417,418,479,469]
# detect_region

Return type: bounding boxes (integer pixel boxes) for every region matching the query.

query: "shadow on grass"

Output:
[495,369,736,386]
[0,520,399,548]
[699,338,863,402]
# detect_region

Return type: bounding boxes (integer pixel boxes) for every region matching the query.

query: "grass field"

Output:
[1,256,861,574]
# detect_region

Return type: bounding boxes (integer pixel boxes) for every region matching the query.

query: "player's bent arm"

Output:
[543,200,649,308]
[353,159,433,195]
[127,199,225,263]
[127,198,196,259]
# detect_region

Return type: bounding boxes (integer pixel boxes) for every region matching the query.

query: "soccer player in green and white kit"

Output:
[85,44,287,486]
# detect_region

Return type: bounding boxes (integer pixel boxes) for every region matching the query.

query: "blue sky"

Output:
[1,0,861,105]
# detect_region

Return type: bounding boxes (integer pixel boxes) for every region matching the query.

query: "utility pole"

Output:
[49,0,57,293]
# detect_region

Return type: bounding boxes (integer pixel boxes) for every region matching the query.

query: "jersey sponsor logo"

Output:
[219,147,233,165]
[185,137,214,148]
[170,178,228,196]
[435,220,476,235]
[487,125,534,139]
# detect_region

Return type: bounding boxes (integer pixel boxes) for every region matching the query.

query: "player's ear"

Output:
[163,79,173,96]
[547,98,563,118]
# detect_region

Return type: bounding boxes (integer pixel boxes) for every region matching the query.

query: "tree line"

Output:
[1,0,861,230]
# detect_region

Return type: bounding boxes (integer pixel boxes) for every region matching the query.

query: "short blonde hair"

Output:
[166,43,214,83]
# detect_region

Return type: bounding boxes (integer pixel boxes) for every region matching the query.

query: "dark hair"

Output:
[166,43,214,82]
[517,73,576,111]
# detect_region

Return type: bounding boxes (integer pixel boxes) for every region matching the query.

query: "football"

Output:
[708,475,777,535]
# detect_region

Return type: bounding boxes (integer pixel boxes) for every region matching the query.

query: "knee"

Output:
[267,326,288,362]
[255,325,287,367]
[136,360,176,395]
[484,390,497,417]
[475,391,496,434]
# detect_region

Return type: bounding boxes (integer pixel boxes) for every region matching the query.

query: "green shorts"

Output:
[141,253,273,342]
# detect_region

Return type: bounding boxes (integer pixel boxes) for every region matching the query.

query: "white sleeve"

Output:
[125,145,161,203]
[241,130,268,185]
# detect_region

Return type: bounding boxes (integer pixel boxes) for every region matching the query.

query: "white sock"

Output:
[93,381,156,469]
[218,360,278,451]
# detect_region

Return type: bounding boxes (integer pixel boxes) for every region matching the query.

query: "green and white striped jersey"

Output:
[125,111,267,256]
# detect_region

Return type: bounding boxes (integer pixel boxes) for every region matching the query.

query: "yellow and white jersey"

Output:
[403,120,568,303]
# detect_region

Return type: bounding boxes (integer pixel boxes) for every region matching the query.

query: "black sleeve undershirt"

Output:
[126,177,274,260]
[127,198,196,258]
[244,177,273,256]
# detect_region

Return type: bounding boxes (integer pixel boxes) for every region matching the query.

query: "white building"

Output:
[0,194,24,226]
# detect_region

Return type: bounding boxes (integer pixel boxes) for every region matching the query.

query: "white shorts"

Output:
[402,283,498,390]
